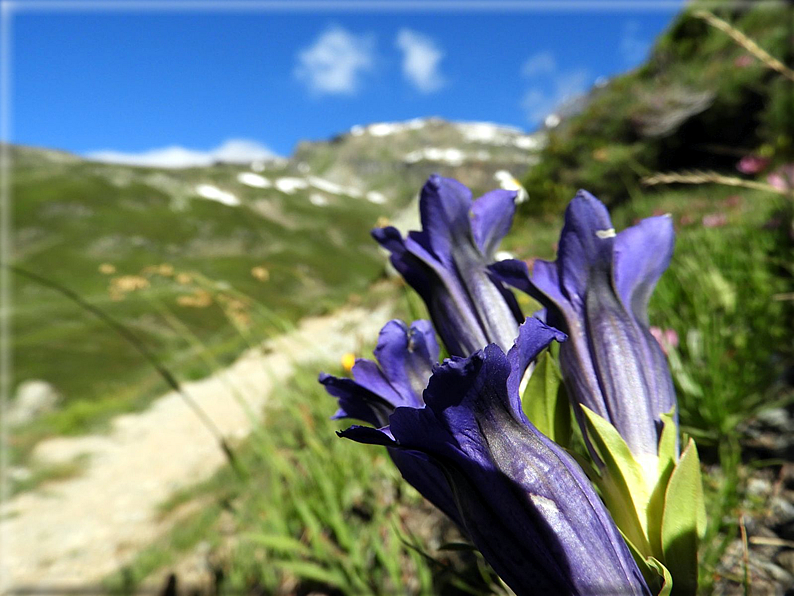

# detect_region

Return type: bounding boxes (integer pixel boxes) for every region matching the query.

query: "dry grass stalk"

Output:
[693,9,794,82]
[642,169,791,196]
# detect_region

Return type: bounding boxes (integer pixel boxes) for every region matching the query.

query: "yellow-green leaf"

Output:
[522,351,571,446]
[647,410,678,559]
[620,528,666,596]
[661,438,704,596]
[657,409,678,473]
[646,557,673,596]
[581,406,652,556]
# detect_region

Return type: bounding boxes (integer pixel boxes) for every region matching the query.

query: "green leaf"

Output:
[521,351,571,447]
[371,529,403,588]
[657,409,678,474]
[647,410,679,559]
[666,348,703,398]
[661,438,704,596]
[305,457,353,551]
[581,406,652,556]
[646,557,673,596]
[275,560,349,589]
[293,500,335,559]
[620,528,662,595]
[243,532,312,557]
[620,530,673,596]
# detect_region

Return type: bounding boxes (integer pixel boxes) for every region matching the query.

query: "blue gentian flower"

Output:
[493,190,677,459]
[341,319,650,596]
[372,175,523,357]
[319,319,461,526]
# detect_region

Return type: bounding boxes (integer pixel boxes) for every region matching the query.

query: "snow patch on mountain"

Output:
[195,184,240,206]
[275,177,310,194]
[307,176,363,198]
[237,172,271,188]
[350,118,427,137]
[309,193,329,206]
[366,191,387,204]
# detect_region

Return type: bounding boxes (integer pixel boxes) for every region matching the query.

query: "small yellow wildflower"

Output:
[177,290,213,308]
[341,352,357,372]
[110,275,150,293]
[216,294,252,328]
[98,263,116,275]
[592,147,609,162]
[251,266,270,282]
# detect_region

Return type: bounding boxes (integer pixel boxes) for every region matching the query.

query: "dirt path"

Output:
[0,303,393,594]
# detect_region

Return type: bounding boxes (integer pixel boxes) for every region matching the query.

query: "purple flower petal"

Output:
[320,373,396,428]
[337,423,397,446]
[493,191,678,458]
[347,337,648,596]
[556,190,614,307]
[614,215,678,423]
[417,175,474,263]
[470,188,517,258]
[506,317,567,400]
[371,320,439,407]
[372,175,522,356]
[322,320,461,526]
[321,320,437,425]
[614,215,674,326]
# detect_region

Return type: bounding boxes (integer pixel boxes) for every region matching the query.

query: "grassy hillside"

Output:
[11,149,385,441]
[520,0,793,216]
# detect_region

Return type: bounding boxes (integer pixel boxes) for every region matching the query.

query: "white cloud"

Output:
[520,50,590,124]
[521,69,590,123]
[86,139,277,168]
[521,51,556,78]
[555,68,591,100]
[294,26,375,95]
[521,89,555,124]
[395,29,446,93]
[620,20,651,66]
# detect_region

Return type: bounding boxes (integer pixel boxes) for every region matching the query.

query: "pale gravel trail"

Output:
[0,303,392,594]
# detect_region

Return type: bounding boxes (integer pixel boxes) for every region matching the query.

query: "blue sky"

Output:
[10,2,685,165]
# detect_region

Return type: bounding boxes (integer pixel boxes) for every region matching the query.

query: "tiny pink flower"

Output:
[650,326,679,356]
[734,54,754,68]
[702,213,728,228]
[723,195,742,209]
[736,155,770,175]
[767,164,794,191]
